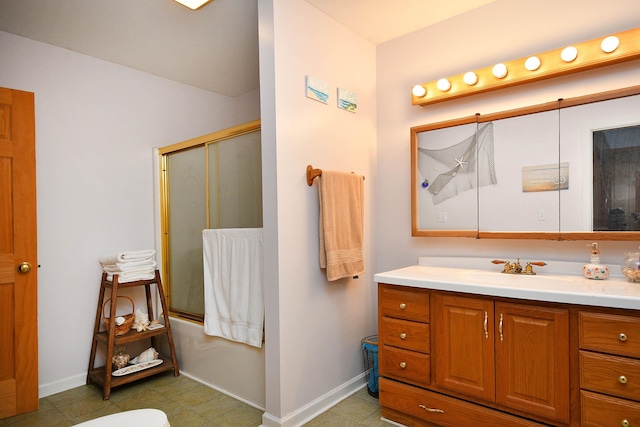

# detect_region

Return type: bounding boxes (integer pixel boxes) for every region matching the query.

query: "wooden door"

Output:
[434,293,495,401]
[495,302,569,423]
[0,87,38,418]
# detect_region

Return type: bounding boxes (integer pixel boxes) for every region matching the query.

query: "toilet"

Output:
[72,409,170,427]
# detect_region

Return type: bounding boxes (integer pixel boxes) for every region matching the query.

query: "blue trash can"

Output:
[361,335,379,398]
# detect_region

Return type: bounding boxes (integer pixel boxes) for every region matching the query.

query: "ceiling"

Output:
[305,0,495,45]
[0,0,495,98]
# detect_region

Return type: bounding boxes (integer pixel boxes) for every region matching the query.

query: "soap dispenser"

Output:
[583,243,609,280]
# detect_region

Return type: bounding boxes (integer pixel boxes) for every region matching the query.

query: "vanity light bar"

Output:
[411,27,640,106]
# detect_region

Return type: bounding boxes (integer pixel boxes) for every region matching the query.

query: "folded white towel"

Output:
[105,266,155,276]
[107,271,156,283]
[203,228,264,348]
[99,250,156,266]
[102,260,157,273]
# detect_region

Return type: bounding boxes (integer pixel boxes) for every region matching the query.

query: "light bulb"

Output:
[561,46,578,62]
[437,78,451,92]
[524,56,541,71]
[601,36,619,53]
[174,0,212,9]
[492,63,507,79]
[463,72,478,85]
[412,85,427,97]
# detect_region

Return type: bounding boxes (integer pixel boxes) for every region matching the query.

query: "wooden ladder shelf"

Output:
[87,270,179,400]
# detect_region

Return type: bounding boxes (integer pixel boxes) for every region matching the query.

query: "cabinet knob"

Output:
[619,375,628,384]
[400,361,407,369]
[619,333,628,342]
[400,333,407,340]
[399,303,407,310]
[621,419,630,427]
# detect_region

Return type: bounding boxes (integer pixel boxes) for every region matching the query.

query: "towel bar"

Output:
[306,164,364,186]
[306,165,322,186]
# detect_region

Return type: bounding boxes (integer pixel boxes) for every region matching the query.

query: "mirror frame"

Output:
[411,85,640,240]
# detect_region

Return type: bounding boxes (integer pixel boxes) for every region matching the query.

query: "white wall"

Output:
[376,0,640,273]
[259,0,377,424]
[0,30,260,396]
[4,0,640,421]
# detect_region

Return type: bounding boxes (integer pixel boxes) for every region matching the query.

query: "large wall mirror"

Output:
[411,86,640,240]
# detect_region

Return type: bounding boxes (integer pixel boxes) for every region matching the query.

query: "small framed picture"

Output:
[306,76,329,104]
[337,88,357,112]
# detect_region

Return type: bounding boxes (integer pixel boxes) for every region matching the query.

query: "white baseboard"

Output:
[38,369,266,409]
[39,373,87,398]
[180,371,265,411]
[39,369,366,427]
[260,373,366,427]
[381,416,407,426]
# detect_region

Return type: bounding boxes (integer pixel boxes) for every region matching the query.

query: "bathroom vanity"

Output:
[375,258,640,427]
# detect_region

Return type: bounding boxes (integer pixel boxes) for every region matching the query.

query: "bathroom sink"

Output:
[375,257,638,310]
[457,269,581,288]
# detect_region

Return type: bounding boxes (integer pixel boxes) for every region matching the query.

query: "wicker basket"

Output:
[102,296,135,336]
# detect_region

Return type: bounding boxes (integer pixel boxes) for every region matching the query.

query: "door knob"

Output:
[17,262,32,273]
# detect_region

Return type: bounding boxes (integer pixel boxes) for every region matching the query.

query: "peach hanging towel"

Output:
[317,170,365,281]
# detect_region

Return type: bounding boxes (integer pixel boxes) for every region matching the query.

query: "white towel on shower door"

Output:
[202,228,264,348]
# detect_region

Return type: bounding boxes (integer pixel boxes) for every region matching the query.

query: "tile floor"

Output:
[0,373,385,427]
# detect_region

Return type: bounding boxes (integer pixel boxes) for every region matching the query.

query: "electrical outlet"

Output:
[437,212,447,222]
[538,209,546,221]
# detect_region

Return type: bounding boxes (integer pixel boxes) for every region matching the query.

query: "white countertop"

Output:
[374,257,640,310]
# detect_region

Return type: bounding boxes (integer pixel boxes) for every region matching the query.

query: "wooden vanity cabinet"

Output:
[579,311,640,426]
[379,284,570,427]
[495,301,570,421]
[433,294,495,402]
[379,285,431,389]
[434,294,570,423]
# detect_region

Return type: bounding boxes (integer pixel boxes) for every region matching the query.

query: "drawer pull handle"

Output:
[400,362,407,369]
[400,333,407,340]
[622,420,630,427]
[484,311,489,339]
[619,333,628,342]
[399,303,407,310]
[499,313,504,342]
[419,404,444,414]
[619,375,628,384]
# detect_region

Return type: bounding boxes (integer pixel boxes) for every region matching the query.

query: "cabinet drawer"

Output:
[580,350,640,401]
[581,390,640,427]
[580,311,640,358]
[379,284,429,322]
[380,345,430,387]
[381,317,430,353]
[380,378,546,427]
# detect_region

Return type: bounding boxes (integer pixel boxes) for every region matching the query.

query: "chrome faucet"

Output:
[492,259,547,275]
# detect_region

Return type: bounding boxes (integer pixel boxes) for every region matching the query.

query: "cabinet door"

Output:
[434,294,495,401]
[495,302,569,423]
